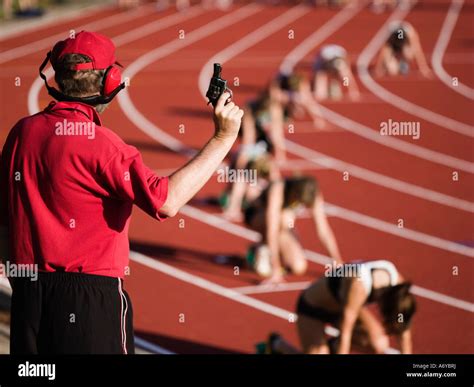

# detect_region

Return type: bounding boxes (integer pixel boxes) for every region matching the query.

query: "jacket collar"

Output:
[45,101,102,126]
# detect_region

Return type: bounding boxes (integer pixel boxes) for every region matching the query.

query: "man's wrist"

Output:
[212,131,238,143]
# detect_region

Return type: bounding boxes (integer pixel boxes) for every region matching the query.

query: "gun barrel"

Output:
[213,63,222,77]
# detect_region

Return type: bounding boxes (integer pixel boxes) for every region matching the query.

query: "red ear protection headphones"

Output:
[39,51,126,105]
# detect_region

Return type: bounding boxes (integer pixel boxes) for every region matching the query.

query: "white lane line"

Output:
[134,336,176,355]
[198,195,473,257]
[285,140,473,213]
[279,158,329,170]
[130,250,295,321]
[194,4,473,212]
[432,0,474,100]
[233,281,310,295]
[357,1,474,137]
[154,158,329,176]
[181,205,260,241]
[317,104,474,174]
[181,205,474,313]
[130,250,377,352]
[410,285,474,313]
[0,3,159,64]
[209,194,474,255]
[28,5,206,115]
[113,6,204,47]
[325,203,474,257]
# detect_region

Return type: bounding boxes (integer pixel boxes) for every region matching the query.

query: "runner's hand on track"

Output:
[213,92,244,140]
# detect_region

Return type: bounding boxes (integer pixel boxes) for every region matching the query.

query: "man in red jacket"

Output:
[0,31,243,354]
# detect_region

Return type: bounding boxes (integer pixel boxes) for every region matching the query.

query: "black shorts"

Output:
[10,271,134,354]
[244,205,258,226]
[296,293,339,325]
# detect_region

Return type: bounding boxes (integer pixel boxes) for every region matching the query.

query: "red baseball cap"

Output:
[50,31,119,71]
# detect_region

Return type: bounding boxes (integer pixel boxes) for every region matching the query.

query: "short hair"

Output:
[378,282,417,335]
[54,54,105,98]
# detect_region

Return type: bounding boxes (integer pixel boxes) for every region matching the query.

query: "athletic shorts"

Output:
[296,293,339,325]
[10,271,134,354]
[244,205,258,226]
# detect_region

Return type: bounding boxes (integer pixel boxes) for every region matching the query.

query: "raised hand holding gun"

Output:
[206,63,233,107]
[160,74,243,216]
[213,91,243,140]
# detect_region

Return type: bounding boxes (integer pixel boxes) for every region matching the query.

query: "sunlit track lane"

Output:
[443,2,474,90]
[127,261,301,354]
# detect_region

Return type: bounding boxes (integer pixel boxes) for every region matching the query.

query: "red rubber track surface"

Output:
[1,0,472,354]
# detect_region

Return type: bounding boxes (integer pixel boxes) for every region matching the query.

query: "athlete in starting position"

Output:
[266,260,416,354]
[313,44,360,101]
[374,21,432,77]
[244,175,342,283]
